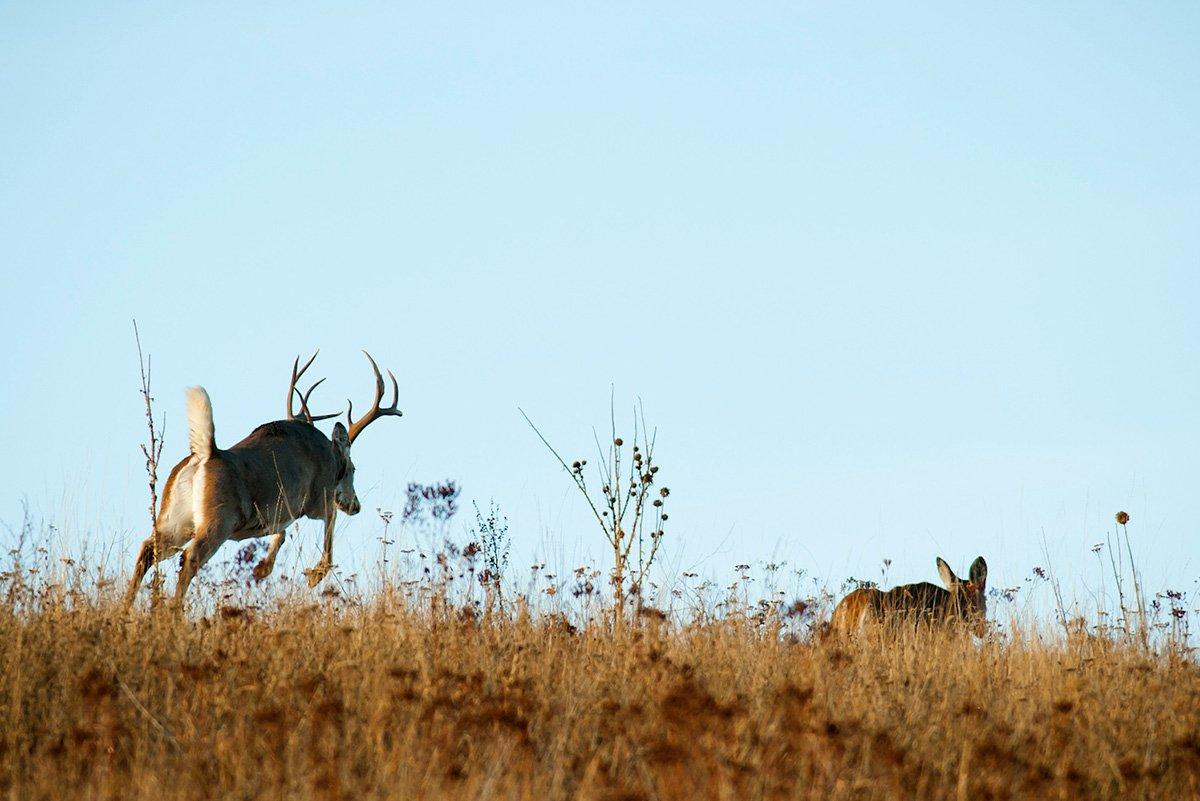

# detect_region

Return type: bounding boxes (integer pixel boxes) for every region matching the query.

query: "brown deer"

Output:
[123,351,403,606]
[826,556,989,639]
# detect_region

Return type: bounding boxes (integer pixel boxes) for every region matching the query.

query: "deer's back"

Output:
[231,419,333,455]
[215,420,339,524]
[875,581,953,622]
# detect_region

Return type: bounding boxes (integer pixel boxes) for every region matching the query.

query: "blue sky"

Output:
[1,3,1197,608]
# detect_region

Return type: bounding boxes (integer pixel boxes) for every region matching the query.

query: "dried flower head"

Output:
[1116,511,1130,525]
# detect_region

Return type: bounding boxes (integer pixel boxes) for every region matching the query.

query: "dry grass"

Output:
[2,580,1198,801]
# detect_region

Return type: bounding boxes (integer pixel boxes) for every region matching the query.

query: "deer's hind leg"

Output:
[174,518,237,604]
[123,533,188,607]
[125,537,159,605]
[123,475,196,608]
[175,462,240,604]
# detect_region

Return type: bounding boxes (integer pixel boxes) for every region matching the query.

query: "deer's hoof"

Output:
[304,563,331,588]
[252,560,273,582]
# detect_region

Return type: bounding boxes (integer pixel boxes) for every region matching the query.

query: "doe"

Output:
[826,556,989,638]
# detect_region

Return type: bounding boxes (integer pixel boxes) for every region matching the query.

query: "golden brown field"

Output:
[2,573,1198,801]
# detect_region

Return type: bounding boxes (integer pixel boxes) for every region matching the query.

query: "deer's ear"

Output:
[936,557,958,588]
[969,557,987,588]
[331,422,350,453]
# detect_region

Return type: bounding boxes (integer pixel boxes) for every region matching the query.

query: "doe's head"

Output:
[330,422,360,515]
[936,556,989,637]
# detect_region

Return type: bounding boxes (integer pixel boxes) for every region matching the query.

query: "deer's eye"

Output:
[335,462,347,481]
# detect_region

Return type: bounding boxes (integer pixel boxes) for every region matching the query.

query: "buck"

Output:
[826,556,989,638]
[124,351,402,606]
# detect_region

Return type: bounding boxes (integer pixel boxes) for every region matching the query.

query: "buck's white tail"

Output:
[185,386,215,460]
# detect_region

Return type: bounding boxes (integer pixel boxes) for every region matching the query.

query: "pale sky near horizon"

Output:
[2,3,1197,612]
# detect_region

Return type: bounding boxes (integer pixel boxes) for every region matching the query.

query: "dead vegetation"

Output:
[1,575,1198,801]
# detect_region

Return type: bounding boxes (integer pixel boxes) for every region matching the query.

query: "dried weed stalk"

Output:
[521,397,669,627]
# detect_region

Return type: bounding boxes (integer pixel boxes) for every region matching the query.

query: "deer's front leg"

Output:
[304,511,336,588]
[253,529,287,582]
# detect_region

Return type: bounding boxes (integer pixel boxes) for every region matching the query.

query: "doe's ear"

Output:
[936,557,959,588]
[969,557,988,588]
[331,422,350,453]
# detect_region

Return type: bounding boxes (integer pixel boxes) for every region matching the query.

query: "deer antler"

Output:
[346,351,403,444]
[287,351,341,423]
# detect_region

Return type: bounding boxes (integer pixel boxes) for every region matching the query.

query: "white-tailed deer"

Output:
[124,351,403,606]
[826,556,988,638]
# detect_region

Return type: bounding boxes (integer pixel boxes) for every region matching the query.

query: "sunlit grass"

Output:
[2,543,1198,801]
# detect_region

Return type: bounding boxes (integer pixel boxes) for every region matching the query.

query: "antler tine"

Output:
[286,350,339,423]
[287,350,320,419]
[366,351,385,406]
[387,367,399,409]
[304,376,328,412]
[346,350,403,444]
[296,350,320,381]
[297,377,341,423]
[287,356,300,420]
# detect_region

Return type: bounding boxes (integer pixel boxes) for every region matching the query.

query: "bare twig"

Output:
[133,320,166,605]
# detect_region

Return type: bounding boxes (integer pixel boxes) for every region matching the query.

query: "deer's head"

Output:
[936,556,989,637]
[287,350,403,518]
[330,422,360,515]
